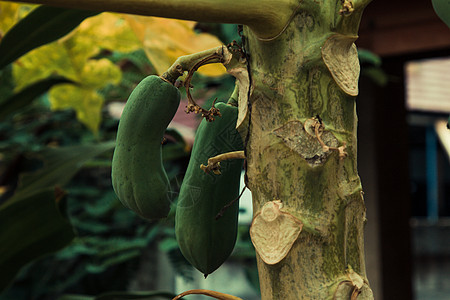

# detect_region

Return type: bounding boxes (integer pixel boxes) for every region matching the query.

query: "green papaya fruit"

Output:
[175,102,244,276]
[112,75,180,220]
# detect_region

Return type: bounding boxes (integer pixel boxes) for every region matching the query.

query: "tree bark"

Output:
[242,1,373,298]
[3,0,374,298]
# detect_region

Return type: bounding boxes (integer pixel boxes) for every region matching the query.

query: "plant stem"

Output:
[161,45,235,121]
[172,289,243,300]
[200,150,245,174]
[3,0,298,39]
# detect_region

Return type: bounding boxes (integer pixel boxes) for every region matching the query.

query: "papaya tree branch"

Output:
[4,0,299,39]
[172,289,243,300]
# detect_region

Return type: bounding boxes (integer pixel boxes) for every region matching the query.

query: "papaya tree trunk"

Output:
[3,0,374,298]
[242,1,373,298]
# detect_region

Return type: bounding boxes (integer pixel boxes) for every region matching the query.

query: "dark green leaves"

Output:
[358,49,388,87]
[59,291,178,300]
[0,188,75,292]
[0,142,116,292]
[10,142,116,202]
[0,6,99,69]
[0,76,74,121]
[358,49,381,67]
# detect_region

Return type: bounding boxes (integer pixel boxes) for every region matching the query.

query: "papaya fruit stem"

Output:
[161,45,245,122]
[172,289,243,300]
[162,46,227,84]
[200,151,245,174]
[184,54,224,122]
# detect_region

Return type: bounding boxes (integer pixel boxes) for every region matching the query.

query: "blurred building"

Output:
[357,1,450,299]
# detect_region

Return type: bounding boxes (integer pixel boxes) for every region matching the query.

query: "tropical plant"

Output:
[0,4,235,298]
[0,0,388,299]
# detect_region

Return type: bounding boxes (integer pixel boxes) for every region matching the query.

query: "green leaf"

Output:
[358,49,381,66]
[10,142,115,202]
[59,296,94,300]
[0,65,14,102]
[0,6,99,69]
[432,0,450,28]
[159,237,180,252]
[0,76,74,121]
[361,67,388,87]
[85,250,141,273]
[0,188,75,292]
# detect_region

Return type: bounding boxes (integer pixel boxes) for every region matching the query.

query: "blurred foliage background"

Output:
[0,3,257,299]
[0,3,385,299]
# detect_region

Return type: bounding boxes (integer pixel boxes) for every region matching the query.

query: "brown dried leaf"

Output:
[347,267,364,290]
[250,200,303,265]
[333,268,372,300]
[227,67,249,130]
[321,34,360,96]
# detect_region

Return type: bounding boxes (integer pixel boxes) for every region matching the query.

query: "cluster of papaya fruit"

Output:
[111,74,244,276]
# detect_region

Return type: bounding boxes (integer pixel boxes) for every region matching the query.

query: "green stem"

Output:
[3,0,298,39]
[161,45,230,121]
[162,46,225,83]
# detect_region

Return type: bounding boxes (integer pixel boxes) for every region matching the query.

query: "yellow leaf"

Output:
[81,58,121,89]
[12,12,130,133]
[49,84,104,133]
[124,15,226,77]
[13,42,78,91]
[74,13,142,54]
[0,3,35,39]
[0,2,20,38]
[13,12,134,91]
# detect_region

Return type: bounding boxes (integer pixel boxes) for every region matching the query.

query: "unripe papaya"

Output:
[175,102,244,276]
[111,75,180,220]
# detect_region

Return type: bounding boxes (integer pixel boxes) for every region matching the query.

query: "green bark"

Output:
[2,0,374,298]
[242,1,373,298]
